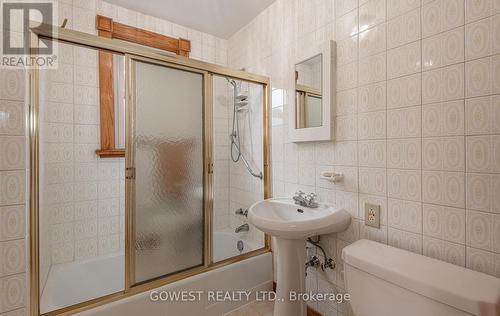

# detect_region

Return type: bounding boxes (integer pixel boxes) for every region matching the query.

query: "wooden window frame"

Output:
[95,15,191,158]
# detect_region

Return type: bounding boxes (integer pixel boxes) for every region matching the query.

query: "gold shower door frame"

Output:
[29,23,272,316]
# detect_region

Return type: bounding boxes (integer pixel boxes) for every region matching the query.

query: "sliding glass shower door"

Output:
[128,58,207,284]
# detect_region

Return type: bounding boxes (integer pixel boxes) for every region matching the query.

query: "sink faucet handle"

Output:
[305,193,316,201]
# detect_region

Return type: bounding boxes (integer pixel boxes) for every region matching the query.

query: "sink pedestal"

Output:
[274,238,307,316]
[248,198,351,316]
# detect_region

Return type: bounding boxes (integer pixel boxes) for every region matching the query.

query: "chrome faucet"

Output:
[235,223,249,233]
[293,191,318,208]
[235,208,248,217]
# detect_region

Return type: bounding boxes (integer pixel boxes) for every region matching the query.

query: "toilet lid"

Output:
[342,239,500,316]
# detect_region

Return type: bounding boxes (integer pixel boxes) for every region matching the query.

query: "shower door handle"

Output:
[126,167,136,179]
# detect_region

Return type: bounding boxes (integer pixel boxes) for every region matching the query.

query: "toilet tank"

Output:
[342,240,500,316]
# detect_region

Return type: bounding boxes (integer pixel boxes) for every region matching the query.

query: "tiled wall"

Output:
[0,0,228,314]
[229,0,500,314]
[39,45,126,271]
[0,71,27,315]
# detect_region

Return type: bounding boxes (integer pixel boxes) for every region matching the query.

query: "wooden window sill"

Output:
[96,149,125,158]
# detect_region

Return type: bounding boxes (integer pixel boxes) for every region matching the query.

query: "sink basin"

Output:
[249,198,351,239]
[248,198,351,316]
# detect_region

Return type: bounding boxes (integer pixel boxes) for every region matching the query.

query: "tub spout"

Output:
[235,224,249,233]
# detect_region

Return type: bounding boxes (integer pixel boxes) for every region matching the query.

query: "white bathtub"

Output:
[77,253,272,316]
[41,253,125,313]
[213,230,261,262]
[41,238,270,315]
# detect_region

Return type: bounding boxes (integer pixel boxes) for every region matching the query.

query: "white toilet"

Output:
[342,239,500,316]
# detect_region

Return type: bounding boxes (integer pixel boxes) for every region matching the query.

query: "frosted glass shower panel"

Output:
[133,60,204,283]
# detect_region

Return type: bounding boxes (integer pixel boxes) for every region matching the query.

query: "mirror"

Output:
[290,40,335,142]
[295,54,322,128]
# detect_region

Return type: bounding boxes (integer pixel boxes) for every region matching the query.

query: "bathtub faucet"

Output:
[235,224,249,233]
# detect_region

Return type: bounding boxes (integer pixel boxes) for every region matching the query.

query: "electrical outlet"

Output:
[365,203,380,228]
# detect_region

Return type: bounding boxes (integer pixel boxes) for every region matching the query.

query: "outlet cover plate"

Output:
[365,203,380,229]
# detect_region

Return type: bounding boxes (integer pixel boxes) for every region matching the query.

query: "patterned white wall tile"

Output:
[422,27,464,70]
[387,0,421,19]
[423,236,466,266]
[333,141,358,166]
[388,227,423,254]
[388,198,422,233]
[466,135,500,173]
[465,54,500,97]
[0,101,24,136]
[422,100,465,137]
[0,308,27,316]
[337,62,358,91]
[465,15,500,61]
[357,82,386,112]
[422,136,465,171]
[75,237,98,260]
[336,9,359,41]
[0,137,24,171]
[360,221,388,243]
[423,171,465,207]
[359,24,386,57]
[466,246,500,277]
[337,35,359,65]
[357,110,386,139]
[0,240,25,277]
[359,0,386,32]
[465,95,500,135]
[387,106,422,138]
[387,138,422,169]
[0,206,24,242]
[0,171,24,206]
[0,70,25,101]
[466,173,500,213]
[422,63,465,104]
[421,0,464,38]
[359,167,387,196]
[358,140,386,168]
[465,0,499,23]
[466,209,496,251]
[335,115,358,140]
[0,274,25,313]
[387,73,421,109]
[423,203,466,244]
[387,169,422,201]
[336,88,358,115]
[336,0,359,17]
[387,7,421,49]
[336,190,359,218]
[358,52,387,85]
[44,102,73,124]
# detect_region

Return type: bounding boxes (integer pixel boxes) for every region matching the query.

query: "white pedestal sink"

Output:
[248,198,351,316]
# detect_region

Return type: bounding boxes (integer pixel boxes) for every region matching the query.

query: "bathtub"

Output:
[41,238,270,315]
[41,253,125,313]
[213,230,261,262]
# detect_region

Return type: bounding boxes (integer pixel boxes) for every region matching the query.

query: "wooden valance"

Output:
[95,15,191,158]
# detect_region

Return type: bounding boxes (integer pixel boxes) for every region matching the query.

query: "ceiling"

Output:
[105,0,276,39]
